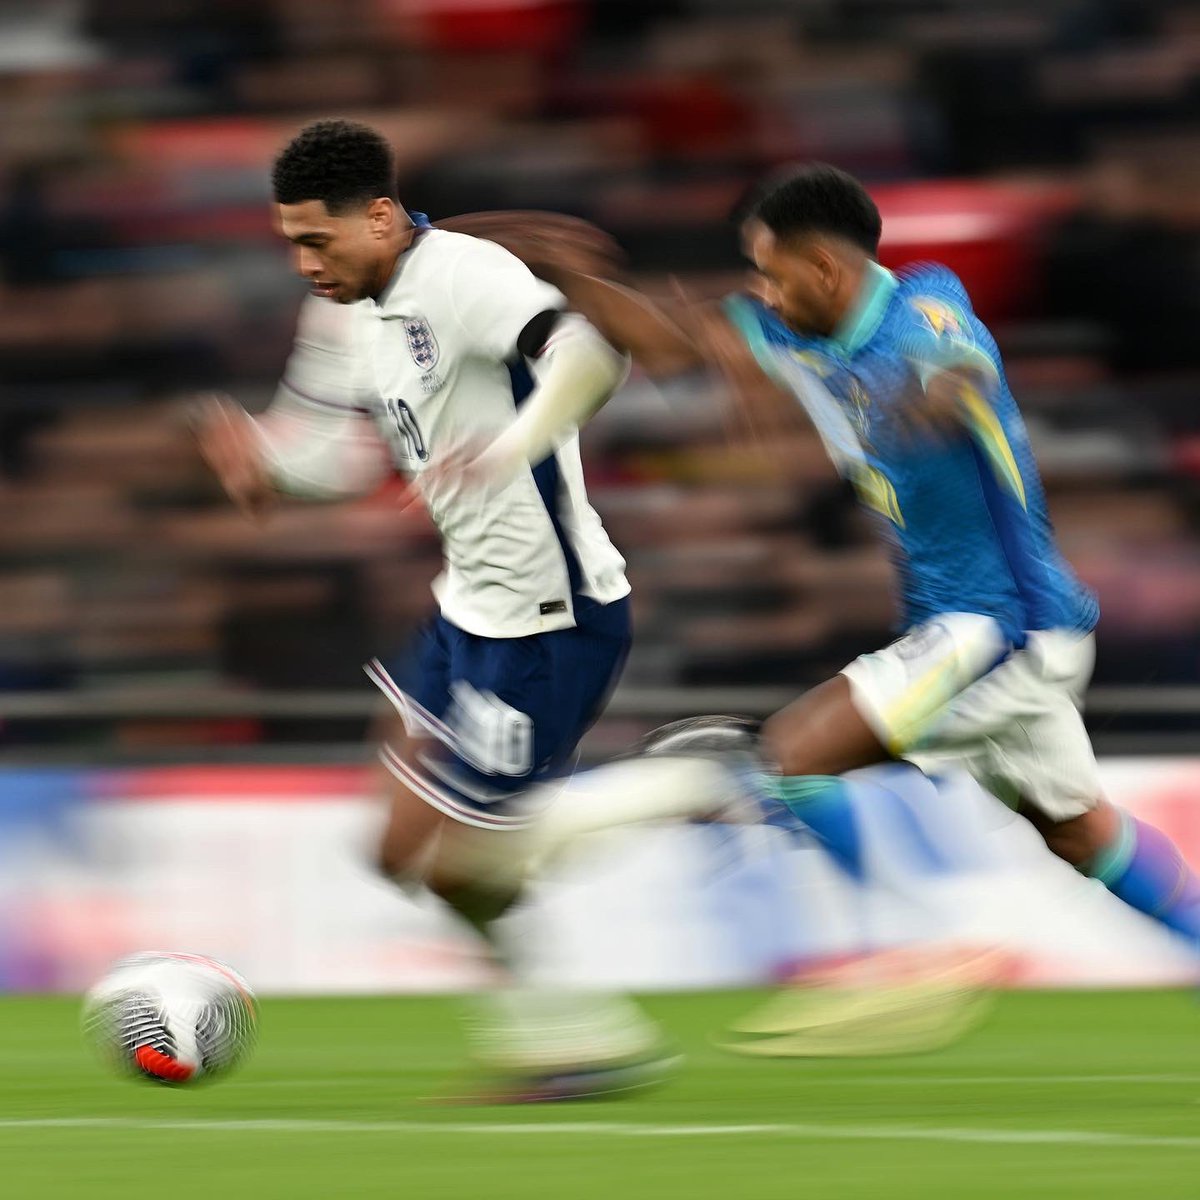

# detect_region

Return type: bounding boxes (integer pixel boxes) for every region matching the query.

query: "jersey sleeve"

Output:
[273,294,375,416]
[896,289,1001,388]
[896,278,1029,504]
[445,237,568,362]
[256,296,389,498]
[721,293,792,386]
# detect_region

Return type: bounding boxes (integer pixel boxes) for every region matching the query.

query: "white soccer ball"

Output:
[82,952,257,1084]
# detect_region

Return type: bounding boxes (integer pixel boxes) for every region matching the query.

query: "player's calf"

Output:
[1032,801,1200,947]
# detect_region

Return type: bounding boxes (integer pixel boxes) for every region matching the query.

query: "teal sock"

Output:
[1086,810,1200,944]
[766,775,865,881]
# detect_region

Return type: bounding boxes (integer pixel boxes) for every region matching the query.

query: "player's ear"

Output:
[810,242,840,295]
[366,197,394,238]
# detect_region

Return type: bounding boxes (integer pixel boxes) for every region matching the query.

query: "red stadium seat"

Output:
[873,179,1078,322]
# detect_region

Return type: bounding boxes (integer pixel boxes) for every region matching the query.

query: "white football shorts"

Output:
[841,612,1101,820]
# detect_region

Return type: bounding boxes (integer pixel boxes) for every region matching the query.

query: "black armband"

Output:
[516,309,565,359]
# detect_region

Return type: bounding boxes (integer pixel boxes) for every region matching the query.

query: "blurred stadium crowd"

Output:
[0,0,1198,754]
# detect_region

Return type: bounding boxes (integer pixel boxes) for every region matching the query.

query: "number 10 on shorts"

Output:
[447,681,534,779]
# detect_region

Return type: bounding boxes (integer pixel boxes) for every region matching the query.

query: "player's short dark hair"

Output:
[744,163,882,256]
[271,119,396,212]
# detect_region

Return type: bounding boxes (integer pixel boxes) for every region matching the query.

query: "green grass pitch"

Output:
[3,990,1200,1199]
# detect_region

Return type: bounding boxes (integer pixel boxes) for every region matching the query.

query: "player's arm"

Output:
[192,392,276,519]
[194,297,388,515]
[901,302,1032,511]
[546,274,703,378]
[435,210,703,377]
[484,309,631,473]
[252,386,387,502]
[534,271,805,450]
[433,241,632,489]
[437,213,803,461]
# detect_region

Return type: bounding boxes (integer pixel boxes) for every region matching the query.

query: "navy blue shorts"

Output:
[366,597,631,828]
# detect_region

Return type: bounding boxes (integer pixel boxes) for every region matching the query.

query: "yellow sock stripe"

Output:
[957,385,1026,509]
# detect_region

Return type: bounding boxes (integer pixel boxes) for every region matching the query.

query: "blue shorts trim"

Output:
[377,741,534,830]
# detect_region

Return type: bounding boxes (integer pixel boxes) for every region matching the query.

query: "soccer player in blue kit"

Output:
[453,163,1200,958]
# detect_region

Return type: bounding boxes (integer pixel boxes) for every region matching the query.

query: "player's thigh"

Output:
[366,616,460,873]
[426,615,631,889]
[368,610,627,837]
[826,613,1010,767]
[762,675,888,777]
[372,717,525,902]
[449,606,630,784]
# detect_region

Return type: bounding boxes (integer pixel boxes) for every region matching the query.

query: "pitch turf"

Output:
[3,990,1200,1199]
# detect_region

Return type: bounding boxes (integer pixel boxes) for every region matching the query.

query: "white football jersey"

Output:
[264,228,630,638]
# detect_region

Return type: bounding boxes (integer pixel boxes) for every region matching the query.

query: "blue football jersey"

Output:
[725,262,1098,646]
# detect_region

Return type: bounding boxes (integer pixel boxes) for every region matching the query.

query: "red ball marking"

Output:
[134,1045,194,1083]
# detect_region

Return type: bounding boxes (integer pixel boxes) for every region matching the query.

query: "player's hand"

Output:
[190,393,275,520]
[674,283,807,452]
[435,211,624,281]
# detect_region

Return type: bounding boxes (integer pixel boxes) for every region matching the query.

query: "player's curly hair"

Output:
[742,163,882,256]
[271,120,396,212]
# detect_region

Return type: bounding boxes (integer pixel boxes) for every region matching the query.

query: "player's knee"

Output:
[428,875,518,934]
[1035,803,1119,869]
[760,712,799,775]
[762,712,824,777]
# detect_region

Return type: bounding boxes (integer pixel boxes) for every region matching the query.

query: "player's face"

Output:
[276,199,392,303]
[743,220,838,336]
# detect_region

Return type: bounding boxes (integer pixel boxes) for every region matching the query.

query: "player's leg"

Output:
[761,676,885,778]
[721,621,1022,1056]
[763,613,1010,779]
[370,707,646,1100]
[526,616,1007,883]
[950,629,1200,947]
[1017,749,1200,946]
[365,616,538,1011]
[368,618,471,888]
[375,718,449,885]
[1023,764,1200,946]
[1077,810,1200,944]
[374,719,528,972]
[542,713,1005,1056]
[378,601,672,1098]
[367,613,545,936]
[750,613,1011,887]
[592,615,1008,909]
[517,616,999,865]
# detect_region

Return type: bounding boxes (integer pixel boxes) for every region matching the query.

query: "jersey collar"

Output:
[830,260,896,355]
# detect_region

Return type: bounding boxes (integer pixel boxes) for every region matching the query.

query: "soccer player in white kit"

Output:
[196,120,672,1098]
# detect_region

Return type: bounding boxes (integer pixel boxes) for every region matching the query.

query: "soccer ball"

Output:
[82,952,257,1084]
